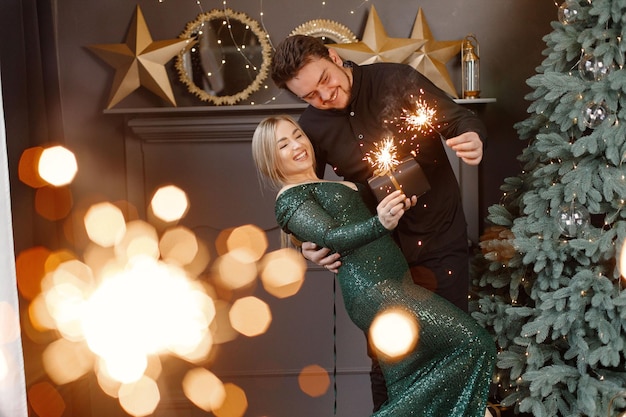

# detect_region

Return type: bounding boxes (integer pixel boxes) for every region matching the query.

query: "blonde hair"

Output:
[251,114,316,190]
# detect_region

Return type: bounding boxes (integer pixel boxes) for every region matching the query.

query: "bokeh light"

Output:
[28,293,57,332]
[84,202,127,247]
[369,307,419,360]
[150,185,189,222]
[143,355,163,381]
[114,220,160,263]
[211,300,238,344]
[182,367,226,412]
[298,364,330,397]
[118,375,160,417]
[43,278,87,342]
[16,246,52,300]
[160,226,198,266]
[174,329,214,363]
[42,338,94,385]
[95,363,123,398]
[81,244,118,282]
[18,146,47,188]
[40,260,95,341]
[260,248,306,298]
[43,259,95,294]
[38,145,78,186]
[45,249,78,271]
[20,171,291,415]
[102,351,149,385]
[213,251,258,290]
[28,381,66,417]
[35,186,73,220]
[80,257,214,377]
[226,224,268,262]
[228,296,271,337]
[183,237,211,276]
[213,383,248,417]
[26,247,219,412]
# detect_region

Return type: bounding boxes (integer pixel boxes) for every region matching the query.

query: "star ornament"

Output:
[87,5,194,108]
[328,5,425,65]
[405,8,462,98]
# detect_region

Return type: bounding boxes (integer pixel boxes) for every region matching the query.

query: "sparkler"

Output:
[364,137,400,176]
[399,97,445,142]
[365,136,431,201]
[365,95,437,201]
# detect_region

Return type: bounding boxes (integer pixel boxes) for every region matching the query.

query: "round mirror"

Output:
[176,9,272,105]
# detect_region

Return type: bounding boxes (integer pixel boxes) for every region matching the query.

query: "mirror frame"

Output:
[290,19,357,44]
[176,8,272,105]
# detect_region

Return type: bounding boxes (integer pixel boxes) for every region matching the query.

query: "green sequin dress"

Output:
[276,182,496,417]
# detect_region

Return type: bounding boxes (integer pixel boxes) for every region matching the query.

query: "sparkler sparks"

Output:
[365,137,400,175]
[399,98,445,141]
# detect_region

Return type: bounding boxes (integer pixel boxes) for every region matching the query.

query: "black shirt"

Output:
[298,61,487,265]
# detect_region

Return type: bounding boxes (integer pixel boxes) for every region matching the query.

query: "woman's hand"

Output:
[301,241,342,273]
[377,190,413,230]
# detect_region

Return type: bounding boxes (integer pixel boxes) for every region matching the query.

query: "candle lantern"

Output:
[461,34,480,99]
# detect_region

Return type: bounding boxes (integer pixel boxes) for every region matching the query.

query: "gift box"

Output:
[367,155,431,202]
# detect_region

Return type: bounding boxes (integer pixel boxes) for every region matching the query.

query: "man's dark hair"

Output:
[271,35,331,90]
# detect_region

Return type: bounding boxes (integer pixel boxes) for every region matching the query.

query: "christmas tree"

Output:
[472,1,626,416]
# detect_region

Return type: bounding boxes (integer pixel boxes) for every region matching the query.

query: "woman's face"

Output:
[275,119,315,181]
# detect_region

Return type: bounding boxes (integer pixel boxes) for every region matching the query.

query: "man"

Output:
[271,34,486,411]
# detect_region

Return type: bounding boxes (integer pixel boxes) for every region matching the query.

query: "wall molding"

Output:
[106,104,307,142]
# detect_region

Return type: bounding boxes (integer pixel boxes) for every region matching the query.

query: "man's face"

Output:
[285,49,353,110]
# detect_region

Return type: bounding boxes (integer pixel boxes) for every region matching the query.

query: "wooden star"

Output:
[328,5,425,65]
[87,5,194,108]
[405,8,462,98]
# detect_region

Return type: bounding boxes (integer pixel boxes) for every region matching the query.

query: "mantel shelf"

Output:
[108,99,496,142]
[111,103,307,143]
[103,97,496,117]
[454,98,497,104]
[104,103,308,116]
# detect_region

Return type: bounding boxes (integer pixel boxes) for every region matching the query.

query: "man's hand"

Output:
[301,241,341,273]
[445,131,483,165]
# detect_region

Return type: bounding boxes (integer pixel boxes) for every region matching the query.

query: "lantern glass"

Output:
[462,35,480,99]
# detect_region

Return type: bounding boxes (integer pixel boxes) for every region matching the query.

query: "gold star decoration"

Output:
[405,8,462,98]
[87,5,194,108]
[328,5,425,65]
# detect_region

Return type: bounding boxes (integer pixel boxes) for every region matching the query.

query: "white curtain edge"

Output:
[0,67,29,417]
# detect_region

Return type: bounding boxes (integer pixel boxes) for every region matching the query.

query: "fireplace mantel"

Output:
[104,98,494,142]
[105,104,308,142]
[110,102,481,242]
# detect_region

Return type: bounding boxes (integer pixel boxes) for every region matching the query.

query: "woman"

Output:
[251,114,495,417]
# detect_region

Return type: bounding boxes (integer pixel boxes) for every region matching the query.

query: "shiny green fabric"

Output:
[276,182,496,417]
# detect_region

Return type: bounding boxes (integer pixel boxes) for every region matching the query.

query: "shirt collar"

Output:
[346,61,360,109]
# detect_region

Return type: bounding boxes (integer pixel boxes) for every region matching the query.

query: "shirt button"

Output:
[350,111,355,116]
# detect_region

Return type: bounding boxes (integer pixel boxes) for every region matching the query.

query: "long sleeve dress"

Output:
[275,181,496,417]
